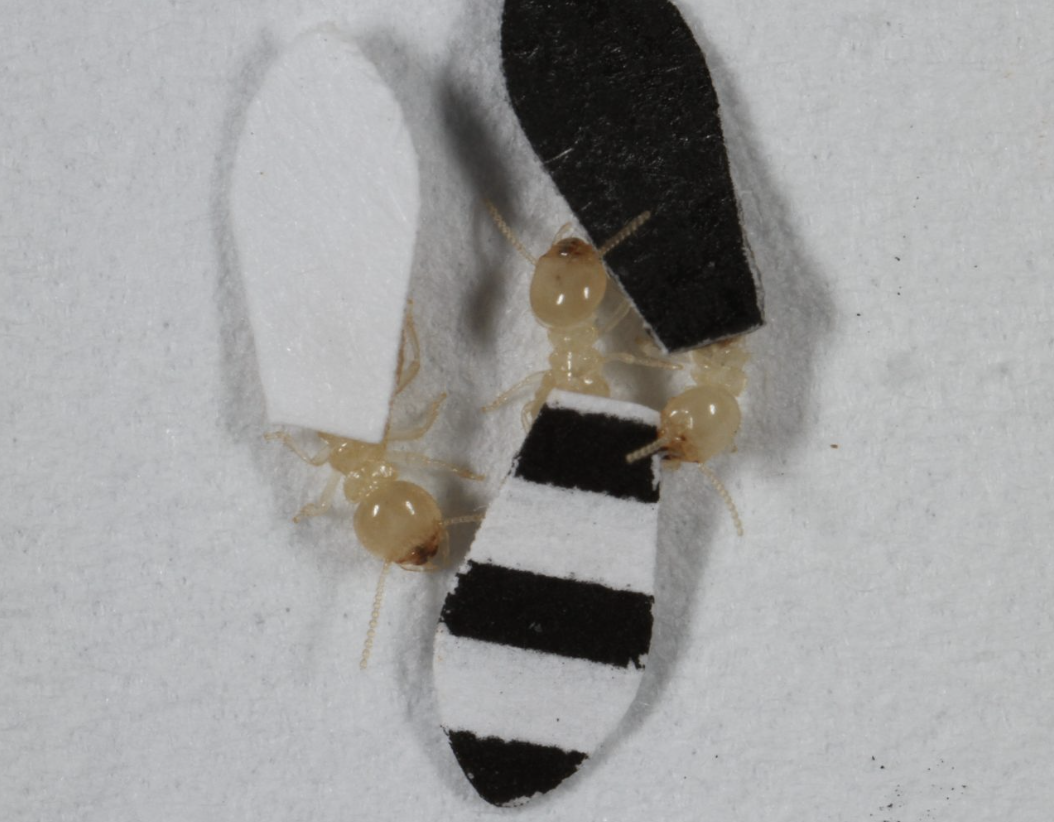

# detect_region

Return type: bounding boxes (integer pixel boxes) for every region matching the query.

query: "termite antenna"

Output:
[626,435,669,463]
[484,199,537,265]
[598,210,652,258]
[360,560,393,670]
[700,465,744,537]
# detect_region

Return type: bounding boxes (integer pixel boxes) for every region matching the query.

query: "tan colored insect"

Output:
[627,337,748,535]
[483,201,677,428]
[267,310,482,667]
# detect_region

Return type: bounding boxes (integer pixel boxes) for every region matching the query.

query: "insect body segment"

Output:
[269,427,463,569]
[268,312,483,666]
[483,202,675,428]
[434,207,675,805]
[688,338,749,397]
[628,337,748,535]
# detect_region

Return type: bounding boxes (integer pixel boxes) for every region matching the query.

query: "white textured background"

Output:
[3,1,1052,820]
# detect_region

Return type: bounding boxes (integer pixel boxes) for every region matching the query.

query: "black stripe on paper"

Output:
[502,0,764,351]
[513,404,659,503]
[440,561,653,669]
[446,729,587,807]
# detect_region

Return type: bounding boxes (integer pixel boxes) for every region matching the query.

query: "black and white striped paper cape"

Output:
[434,390,662,806]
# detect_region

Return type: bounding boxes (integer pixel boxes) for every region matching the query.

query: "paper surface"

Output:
[434,392,661,804]
[231,29,419,442]
[2,2,1053,820]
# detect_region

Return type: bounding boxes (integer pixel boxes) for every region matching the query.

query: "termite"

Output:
[267,310,483,667]
[482,201,678,428]
[627,337,748,535]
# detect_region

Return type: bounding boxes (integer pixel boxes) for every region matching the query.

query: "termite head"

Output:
[530,238,608,329]
[661,385,741,464]
[352,480,446,568]
[627,385,741,466]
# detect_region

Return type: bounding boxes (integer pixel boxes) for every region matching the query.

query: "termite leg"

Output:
[605,351,681,371]
[265,431,332,466]
[293,470,342,523]
[521,380,553,432]
[599,298,632,336]
[482,371,546,413]
[635,336,665,360]
[394,450,484,481]
[387,392,447,443]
